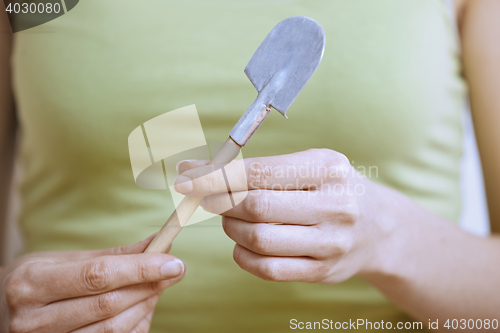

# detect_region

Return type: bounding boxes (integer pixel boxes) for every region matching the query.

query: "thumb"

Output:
[86,233,171,258]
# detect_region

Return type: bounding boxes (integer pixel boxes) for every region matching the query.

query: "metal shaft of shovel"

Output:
[145,16,325,253]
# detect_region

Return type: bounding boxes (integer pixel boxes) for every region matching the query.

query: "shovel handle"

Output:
[145,137,241,253]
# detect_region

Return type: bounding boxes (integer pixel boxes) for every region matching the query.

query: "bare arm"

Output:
[362,0,500,323]
[458,0,500,233]
[0,2,17,266]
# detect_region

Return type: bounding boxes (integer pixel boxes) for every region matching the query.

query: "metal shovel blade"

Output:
[244,16,326,116]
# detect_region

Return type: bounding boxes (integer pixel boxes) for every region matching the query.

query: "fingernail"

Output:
[174,176,193,194]
[176,159,198,174]
[161,258,185,278]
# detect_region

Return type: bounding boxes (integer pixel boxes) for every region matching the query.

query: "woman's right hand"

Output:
[0,235,185,333]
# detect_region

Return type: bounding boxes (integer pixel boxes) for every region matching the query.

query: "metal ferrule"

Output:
[229,94,272,146]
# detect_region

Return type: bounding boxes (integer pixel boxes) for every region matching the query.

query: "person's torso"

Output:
[12,0,466,331]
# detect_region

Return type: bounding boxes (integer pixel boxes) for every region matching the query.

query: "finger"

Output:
[70,294,158,333]
[33,255,184,303]
[88,233,175,258]
[90,234,159,256]
[175,149,351,197]
[174,162,238,196]
[59,234,162,262]
[130,313,154,333]
[222,217,334,258]
[42,275,182,332]
[232,244,329,283]
[202,189,329,224]
[28,235,161,263]
[176,159,209,174]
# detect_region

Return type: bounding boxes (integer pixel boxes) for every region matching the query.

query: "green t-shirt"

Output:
[12,0,465,331]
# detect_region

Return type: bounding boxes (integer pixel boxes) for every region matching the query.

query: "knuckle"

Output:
[337,197,360,224]
[321,151,351,181]
[336,152,351,167]
[8,313,38,333]
[259,260,282,282]
[311,262,332,282]
[247,162,273,188]
[324,236,340,256]
[8,318,29,333]
[3,274,19,306]
[250,225,272,254]
[100,320,119,333]
[4,269,32,308]
[317,236,338,258]
[245,195,272,222]
[334,242,350,257]
[332,233,355,256]
[322,149,350,166]
[136,261,149,283]
[93,292,119,317]
[81,260,111,292]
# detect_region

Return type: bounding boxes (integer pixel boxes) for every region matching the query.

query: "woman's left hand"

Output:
[175,149,393,284]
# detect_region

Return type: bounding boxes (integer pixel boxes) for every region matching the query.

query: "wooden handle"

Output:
[145,137,241,253]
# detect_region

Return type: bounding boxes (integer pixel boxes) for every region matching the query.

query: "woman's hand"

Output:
[0,236,185,333]
[175,149,390,284]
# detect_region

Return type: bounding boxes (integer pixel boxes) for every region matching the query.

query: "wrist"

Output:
[356,180,413,284]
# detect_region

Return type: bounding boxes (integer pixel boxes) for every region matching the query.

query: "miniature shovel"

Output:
[145,16,326,253]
